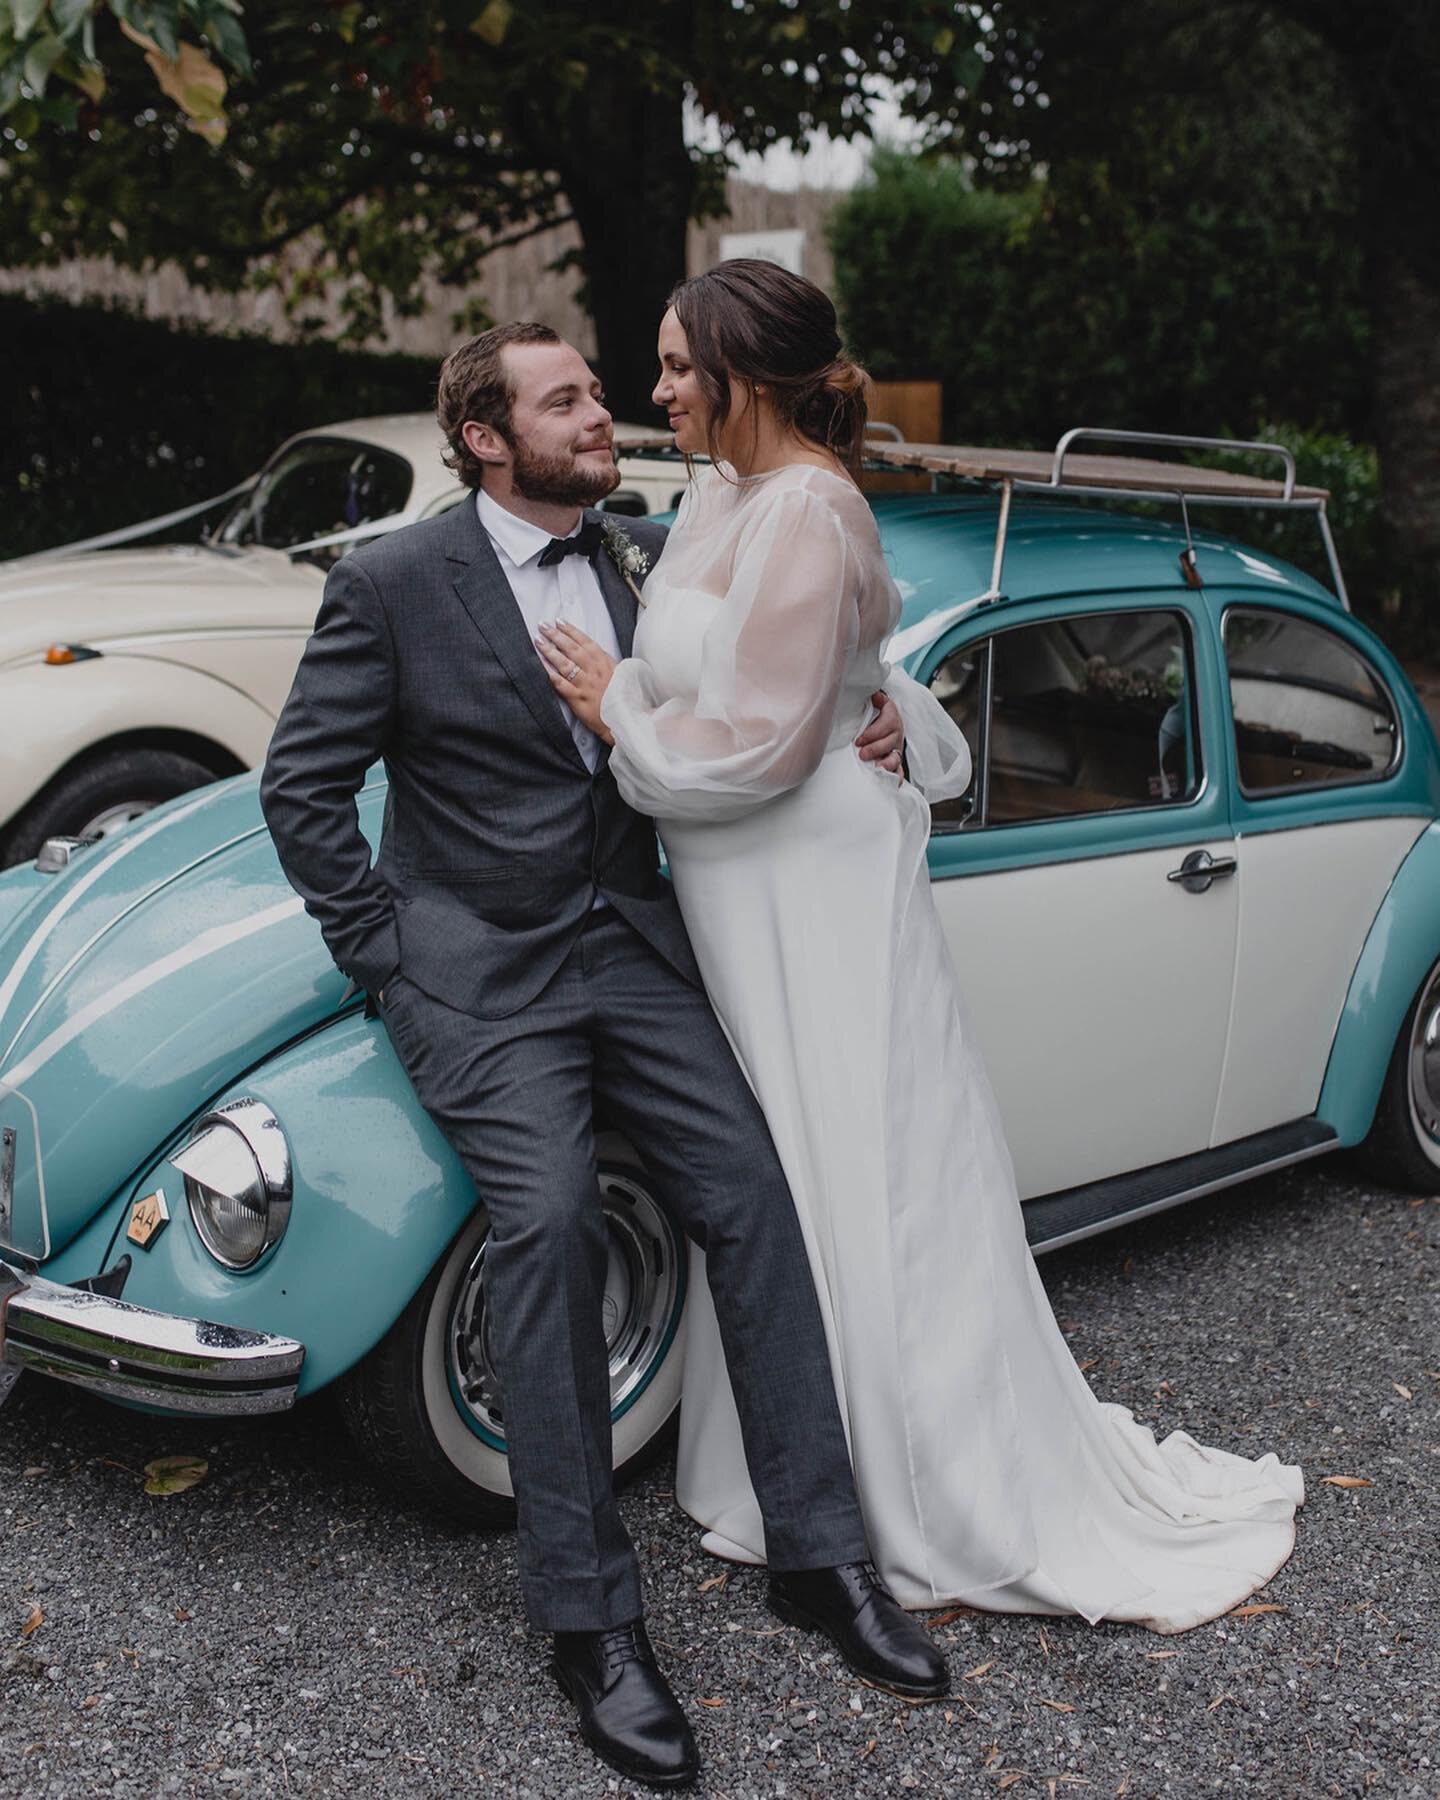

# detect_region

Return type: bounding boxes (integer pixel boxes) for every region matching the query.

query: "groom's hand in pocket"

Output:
[857,691,904,775]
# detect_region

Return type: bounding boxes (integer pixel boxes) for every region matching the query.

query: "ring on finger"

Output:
[568,661,581,681]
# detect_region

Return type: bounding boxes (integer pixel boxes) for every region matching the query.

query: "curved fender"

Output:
[47,1012,476,1398]
[1317,820,1440,1145]
[0,656,274,824]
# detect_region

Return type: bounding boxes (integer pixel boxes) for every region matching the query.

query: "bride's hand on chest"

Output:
[536,620,618,742]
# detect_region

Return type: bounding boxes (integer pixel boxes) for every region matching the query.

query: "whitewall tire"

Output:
[338,1148,688,1525]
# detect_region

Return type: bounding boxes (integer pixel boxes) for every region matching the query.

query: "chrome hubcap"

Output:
[1409,970,1440,1146]
[446,1169,683,1445]
[76,799,155,840]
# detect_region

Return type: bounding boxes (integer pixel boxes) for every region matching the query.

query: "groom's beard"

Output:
[507,434,621,508]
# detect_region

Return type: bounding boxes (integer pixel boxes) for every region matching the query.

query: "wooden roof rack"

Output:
[863,430,1329,506]
[617,426,1350,613]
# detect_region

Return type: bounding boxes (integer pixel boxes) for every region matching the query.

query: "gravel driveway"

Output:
[1,1162,1435,1798]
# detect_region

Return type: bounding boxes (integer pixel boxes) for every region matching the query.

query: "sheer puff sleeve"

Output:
[602,483,861,822]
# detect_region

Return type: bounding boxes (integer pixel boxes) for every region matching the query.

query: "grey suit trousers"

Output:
[378,908,869,1631]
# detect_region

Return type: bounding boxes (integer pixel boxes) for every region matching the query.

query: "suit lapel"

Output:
[446,498,590,770]
[588,511,640,773]
[589,511,639,658]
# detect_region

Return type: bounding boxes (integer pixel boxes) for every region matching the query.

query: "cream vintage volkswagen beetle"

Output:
[0,416,684,867]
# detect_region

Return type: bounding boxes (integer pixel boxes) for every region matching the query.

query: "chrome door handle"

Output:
[1167,849,1238,894]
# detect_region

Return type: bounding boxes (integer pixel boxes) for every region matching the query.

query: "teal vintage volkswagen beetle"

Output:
[3,431,1438,1521]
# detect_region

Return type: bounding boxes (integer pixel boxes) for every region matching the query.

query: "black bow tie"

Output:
[537,518,606,568]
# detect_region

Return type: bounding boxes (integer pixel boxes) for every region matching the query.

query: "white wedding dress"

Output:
[600,463,1303,1633]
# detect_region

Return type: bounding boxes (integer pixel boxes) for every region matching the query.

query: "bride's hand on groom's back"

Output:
[857,691,904,775]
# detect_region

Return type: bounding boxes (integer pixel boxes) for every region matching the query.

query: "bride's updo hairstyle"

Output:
[668,259,871,477]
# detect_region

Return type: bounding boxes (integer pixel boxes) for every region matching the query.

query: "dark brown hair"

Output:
[667,260,870,476]
[436,321,559,489]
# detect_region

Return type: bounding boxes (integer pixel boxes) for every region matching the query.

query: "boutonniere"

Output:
[601,518,651,605]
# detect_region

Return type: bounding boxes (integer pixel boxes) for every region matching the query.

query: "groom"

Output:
[261,322,947,1788]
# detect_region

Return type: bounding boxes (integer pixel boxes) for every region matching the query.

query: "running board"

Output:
[1023,1118,1340,1254]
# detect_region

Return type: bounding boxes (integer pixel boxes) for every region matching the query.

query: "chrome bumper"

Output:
[0,1259,305,1415]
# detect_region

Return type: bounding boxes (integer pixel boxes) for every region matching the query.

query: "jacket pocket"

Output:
[410,867,514,885]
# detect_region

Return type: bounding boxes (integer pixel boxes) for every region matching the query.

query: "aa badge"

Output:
[126,1188,170,1250]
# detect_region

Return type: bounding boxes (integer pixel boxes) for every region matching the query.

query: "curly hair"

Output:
[436,322,560,490]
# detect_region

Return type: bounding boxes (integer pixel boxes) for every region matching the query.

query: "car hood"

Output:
[0,772,373,1257]
[0,544,318,667]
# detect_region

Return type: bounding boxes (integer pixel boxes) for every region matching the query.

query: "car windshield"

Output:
[217,437,413,551]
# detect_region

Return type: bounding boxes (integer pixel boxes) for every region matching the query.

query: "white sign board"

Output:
[717,229,806,276]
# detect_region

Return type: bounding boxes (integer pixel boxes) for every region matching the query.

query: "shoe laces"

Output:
[594,1621,649,1671]
[843,1560,884,1595]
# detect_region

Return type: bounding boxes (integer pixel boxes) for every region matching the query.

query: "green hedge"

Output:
[828,152,1371,450]
[828,153,1392,625]
[1,296,441,560]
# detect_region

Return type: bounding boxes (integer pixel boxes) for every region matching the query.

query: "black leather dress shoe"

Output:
[769,1562,951,1699]
[551,1619,700,1789]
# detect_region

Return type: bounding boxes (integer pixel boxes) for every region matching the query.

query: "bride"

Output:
[535,259,1303,1634]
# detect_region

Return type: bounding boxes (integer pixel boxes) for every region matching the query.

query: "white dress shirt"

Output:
[475,488,621,774]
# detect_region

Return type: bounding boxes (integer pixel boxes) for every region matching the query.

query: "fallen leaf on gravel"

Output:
[1207,1694,1234,1711]
[1146,1650,1180,1659]
[962,1659,995,1681]
[21,1467,46,1479]
[1230,1604,1287,1617]
[19,1606,42,1640]
[1321,1475,1372,1489]
[697,1696,725,1708]
[1040,1699,1077,1712]
[119,1649,139,1665]
[1393,1384,1412,1401]
[697,1572,729,1593]
[1077,1358,1099,1372]
[142,1456,208,1496]
[859,1739,877,1760]
[998,1774,1027,1790]
[1116,1780,1130,1797]
[925,1606,972,1630]
[81,1696,99,1710]
[174,1607,192,1622]
[983,1744,1001,1766]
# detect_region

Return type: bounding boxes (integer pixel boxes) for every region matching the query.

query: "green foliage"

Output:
[830,149,1369,448]
[0,294,436,559]
[928,0,1440,636]
[1196,423,1383,609]
[832,152,1385,618]
[0,2,987,348]
[0,0,251,136]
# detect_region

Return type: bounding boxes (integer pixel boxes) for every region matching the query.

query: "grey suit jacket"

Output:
[260,498,700,1019]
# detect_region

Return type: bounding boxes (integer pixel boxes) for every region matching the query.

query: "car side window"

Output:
[1223,609,1400,795]
[928,610,1200,829]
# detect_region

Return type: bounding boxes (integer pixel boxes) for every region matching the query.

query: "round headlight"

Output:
[169,1099,292,1271]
